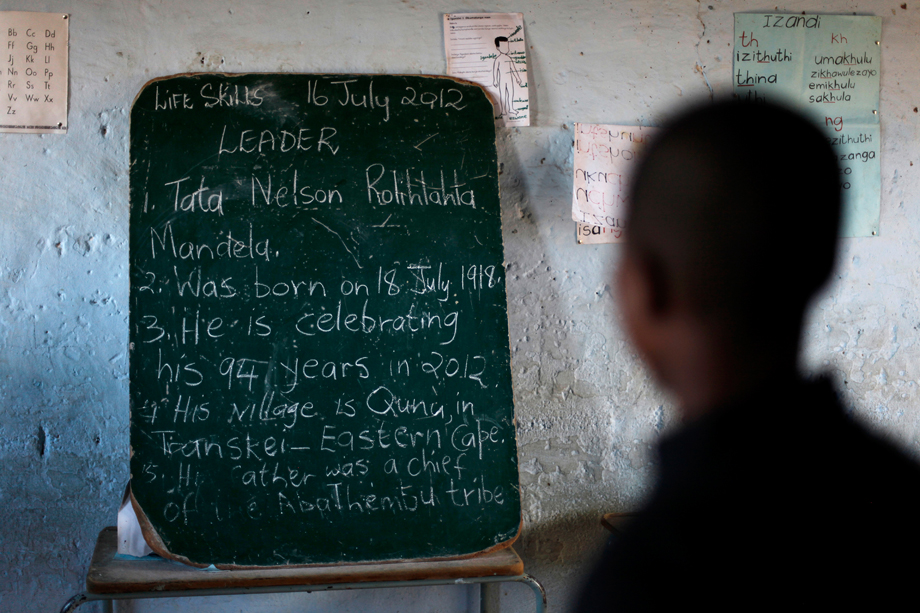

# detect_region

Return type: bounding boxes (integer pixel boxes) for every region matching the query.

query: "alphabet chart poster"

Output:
[733,14,881,237]
[0,11,68,133]
[444,13,529,127]
[571,123,658,244]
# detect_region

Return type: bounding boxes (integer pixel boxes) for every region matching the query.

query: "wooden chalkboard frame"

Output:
[129,73,520,568]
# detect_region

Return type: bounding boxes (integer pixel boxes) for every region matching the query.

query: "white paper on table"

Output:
[117,483,153,557]
[444,13,530,127]
[0,11,69,133]
[571,123,658,243]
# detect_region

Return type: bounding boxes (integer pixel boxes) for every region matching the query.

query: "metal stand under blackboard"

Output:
[61,528,546,613]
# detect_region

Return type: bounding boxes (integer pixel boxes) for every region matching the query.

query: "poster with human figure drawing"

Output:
[444,13,530,127]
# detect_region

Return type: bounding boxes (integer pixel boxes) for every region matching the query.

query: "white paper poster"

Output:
[0,11,69,134]
[732,13,881,237]
[572,123,658,244]
[444,13,530,127]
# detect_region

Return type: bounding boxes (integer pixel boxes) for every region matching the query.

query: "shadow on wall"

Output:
[495,125,624,612]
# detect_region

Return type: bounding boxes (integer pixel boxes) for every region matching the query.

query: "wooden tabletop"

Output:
[86,527,524,594]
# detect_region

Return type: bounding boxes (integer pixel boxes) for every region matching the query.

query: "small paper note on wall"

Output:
[0,11,69,134]
[732,13,881,237]
[444,13,530,127]
[572,123,658,244]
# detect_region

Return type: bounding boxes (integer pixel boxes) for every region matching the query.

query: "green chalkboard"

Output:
[129,74,520,567]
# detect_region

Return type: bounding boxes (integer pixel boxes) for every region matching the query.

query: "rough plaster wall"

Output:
[0,1,917,612]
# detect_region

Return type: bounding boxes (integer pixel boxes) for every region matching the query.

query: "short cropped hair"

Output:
[626,100,840,336]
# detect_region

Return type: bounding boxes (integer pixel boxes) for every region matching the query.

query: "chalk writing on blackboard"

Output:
[129,74,520,567]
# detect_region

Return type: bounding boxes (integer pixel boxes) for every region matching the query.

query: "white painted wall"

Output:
[1,1,918,611]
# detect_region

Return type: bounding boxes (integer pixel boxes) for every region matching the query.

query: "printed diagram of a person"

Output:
[492,36,523,118]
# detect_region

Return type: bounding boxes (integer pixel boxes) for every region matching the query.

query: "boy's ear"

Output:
[617,248,675,388]
[618,249,670,326]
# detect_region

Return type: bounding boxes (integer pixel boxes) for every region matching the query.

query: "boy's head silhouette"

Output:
[618,100,841,416]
